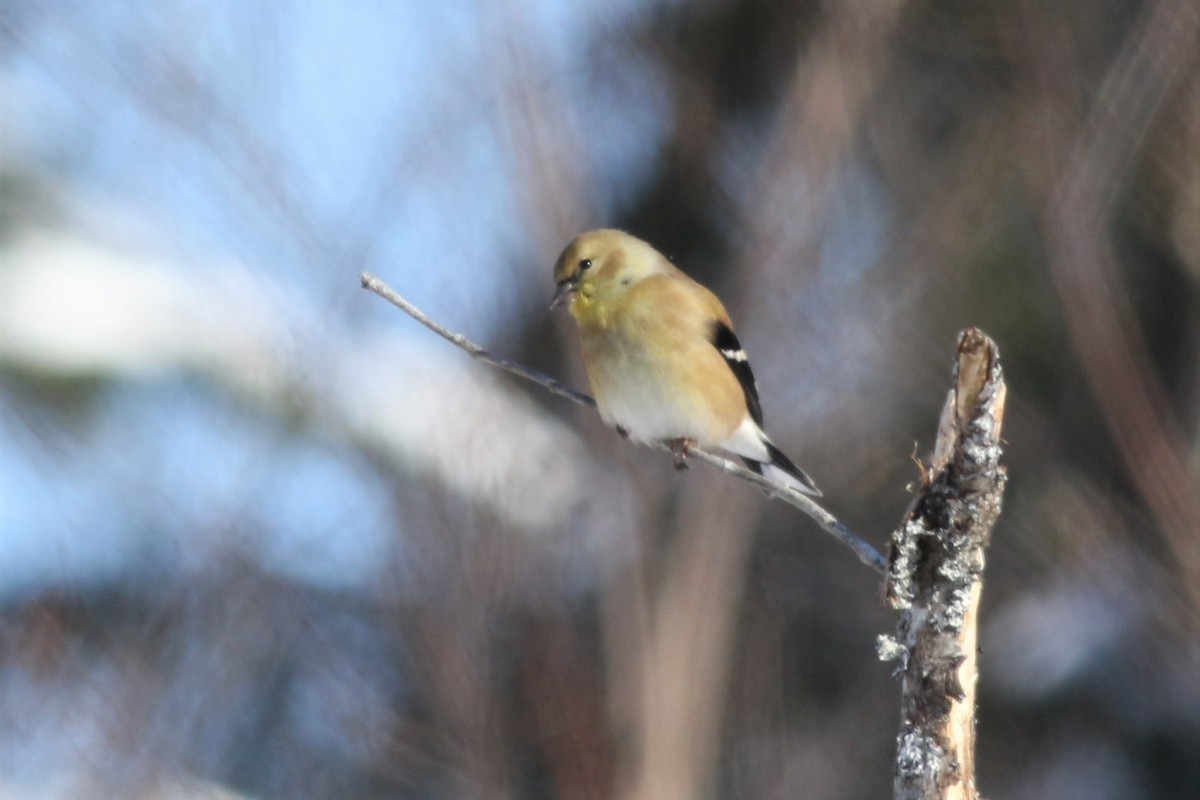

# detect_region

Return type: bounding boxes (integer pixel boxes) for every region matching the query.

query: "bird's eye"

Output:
[578,258,593,271]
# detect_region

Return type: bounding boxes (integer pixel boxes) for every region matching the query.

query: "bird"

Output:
[551,228,821,497]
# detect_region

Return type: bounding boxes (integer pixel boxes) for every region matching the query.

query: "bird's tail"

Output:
[744,441,822,497]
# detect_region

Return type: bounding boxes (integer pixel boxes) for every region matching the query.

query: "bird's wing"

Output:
[710,320,763,427]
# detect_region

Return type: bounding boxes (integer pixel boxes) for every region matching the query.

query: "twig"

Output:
[878,328,1007,800]
[360,271,887,575]
[361,273,595,409]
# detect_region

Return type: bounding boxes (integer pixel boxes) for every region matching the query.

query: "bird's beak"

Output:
[550,278,577,310]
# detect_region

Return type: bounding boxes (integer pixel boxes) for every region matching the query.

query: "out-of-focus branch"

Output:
[879,329,1007,800]
[360,272,887,575]
[1020,0,1200,617]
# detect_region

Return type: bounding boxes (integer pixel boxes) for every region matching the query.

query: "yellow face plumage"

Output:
[551,229,670,322]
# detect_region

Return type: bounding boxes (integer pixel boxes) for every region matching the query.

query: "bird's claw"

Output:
[616,425,629,439]
[669,438,695,470]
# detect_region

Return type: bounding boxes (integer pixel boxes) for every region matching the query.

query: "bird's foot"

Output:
[668,438,696,470]
[615,425,629,439]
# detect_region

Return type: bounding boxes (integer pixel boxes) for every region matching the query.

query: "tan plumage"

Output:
[552,229,820,496]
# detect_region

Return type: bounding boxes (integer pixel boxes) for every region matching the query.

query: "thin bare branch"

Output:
[361,272,595,408]
[360,271,887,576]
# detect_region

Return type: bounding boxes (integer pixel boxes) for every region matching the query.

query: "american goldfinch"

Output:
[552,229,821,497]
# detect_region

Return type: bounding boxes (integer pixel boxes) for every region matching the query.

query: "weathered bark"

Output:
[879,328,1007,800]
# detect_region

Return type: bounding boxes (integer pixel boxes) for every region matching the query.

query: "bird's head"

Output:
[551,229,668,321]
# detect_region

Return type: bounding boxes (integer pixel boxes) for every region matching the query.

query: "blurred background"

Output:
[2,1,1199,798]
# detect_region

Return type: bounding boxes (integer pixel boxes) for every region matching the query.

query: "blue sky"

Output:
[0,0,669,599]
